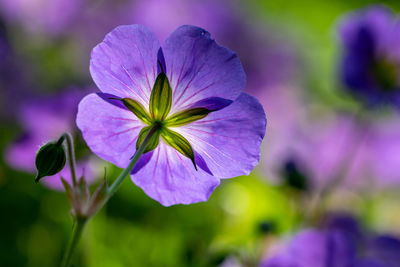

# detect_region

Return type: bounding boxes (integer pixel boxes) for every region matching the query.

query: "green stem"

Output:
[60,218,86,267]
[107,124,159,198]
[59,125,158,266]
[59,133,78,186]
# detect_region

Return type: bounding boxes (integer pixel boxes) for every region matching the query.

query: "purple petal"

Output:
[162,25,245,112]
[131,143,220,206]
[90,24,160,106]
[76,93,145,168]
[5,133,42,173]
[262,229,355,267]
[96,92,129,110]
[131,151,154,174]
[175,93,266,178]
[189,97,232,111]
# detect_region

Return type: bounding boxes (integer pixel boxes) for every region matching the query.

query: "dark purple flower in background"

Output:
[5,89,97,190]
[77,25,266,206]
[260,214,400,267]
[339,5,400,108]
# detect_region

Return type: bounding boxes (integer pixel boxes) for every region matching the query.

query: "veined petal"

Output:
[131,143,220,206]
[90,25,160,106]
[76,93,145,168]
[174,93,266,178]
[162,25,245,112]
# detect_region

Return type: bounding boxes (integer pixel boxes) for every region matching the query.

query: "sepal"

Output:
[161,128,197,170]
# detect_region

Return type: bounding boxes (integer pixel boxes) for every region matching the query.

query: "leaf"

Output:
[165,108,211,127]
[136,126,161,153]
[161,128,197,170]
[121,98,152,125]
[149,73,172,120]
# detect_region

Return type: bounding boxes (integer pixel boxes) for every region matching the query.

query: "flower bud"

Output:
[35,141,66,182]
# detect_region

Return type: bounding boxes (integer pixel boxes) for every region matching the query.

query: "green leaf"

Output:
[122,98,152,125]
[35,141,66,182]
[165,108,212,127]
[149,73,172,120]
[161,128,197,170]
[136,126,161,153]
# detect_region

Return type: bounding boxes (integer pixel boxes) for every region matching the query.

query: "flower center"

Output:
[117,69,215,170]
[370,57,399,93]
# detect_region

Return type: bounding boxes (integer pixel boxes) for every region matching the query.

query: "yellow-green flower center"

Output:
[119,71,213,170]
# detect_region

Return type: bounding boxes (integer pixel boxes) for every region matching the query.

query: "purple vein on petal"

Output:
[172,56,188,97]
[164,147,173,185]
[108,71,147,103]
[108,116,138,122]
[174,61,208,107]
[105,126,142,139]
[121,65,149,102]
[194,146,223,168]
[152,146,161,182]
[174,150,198,181]
[124,133,140,150]
[134,43,152,92]
[178,81,216,107]
[183,132,237,162]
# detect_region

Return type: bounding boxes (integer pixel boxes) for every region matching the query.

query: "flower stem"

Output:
[59,133,78,186]
[59,125,158,266]
[106,123,159,198]
[60,218,86,267]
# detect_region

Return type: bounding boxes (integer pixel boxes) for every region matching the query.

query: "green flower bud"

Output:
[35,141,66,183]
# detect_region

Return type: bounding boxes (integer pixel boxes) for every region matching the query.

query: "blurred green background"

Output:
[2,0,400,266]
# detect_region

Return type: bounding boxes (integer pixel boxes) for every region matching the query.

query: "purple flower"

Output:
[263,93,400,191]
[339,5,400,107]
[76,25,266,206]
[131,0,296,95]
[260,214,400,267]
[5,89,97,191]
[0,21,31,119]
[73,0,296,96]
[0,0,82,36]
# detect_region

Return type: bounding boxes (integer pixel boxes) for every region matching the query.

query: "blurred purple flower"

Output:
[0,19,31,119]
[0,0,82,36]
[263,91,400,190]
[260,214,400,267]
[5,89,96,191]
[339,5,400,108]
[77,24,266,206]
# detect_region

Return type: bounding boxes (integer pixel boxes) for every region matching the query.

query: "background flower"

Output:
[5,89,97,190]
[339,5,400,108]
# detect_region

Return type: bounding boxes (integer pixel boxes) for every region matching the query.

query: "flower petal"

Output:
[162,25,245,112]
[76,93,145,168]
[90,24,160,106]
[131,143,220,206]
[175,93,266,178]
